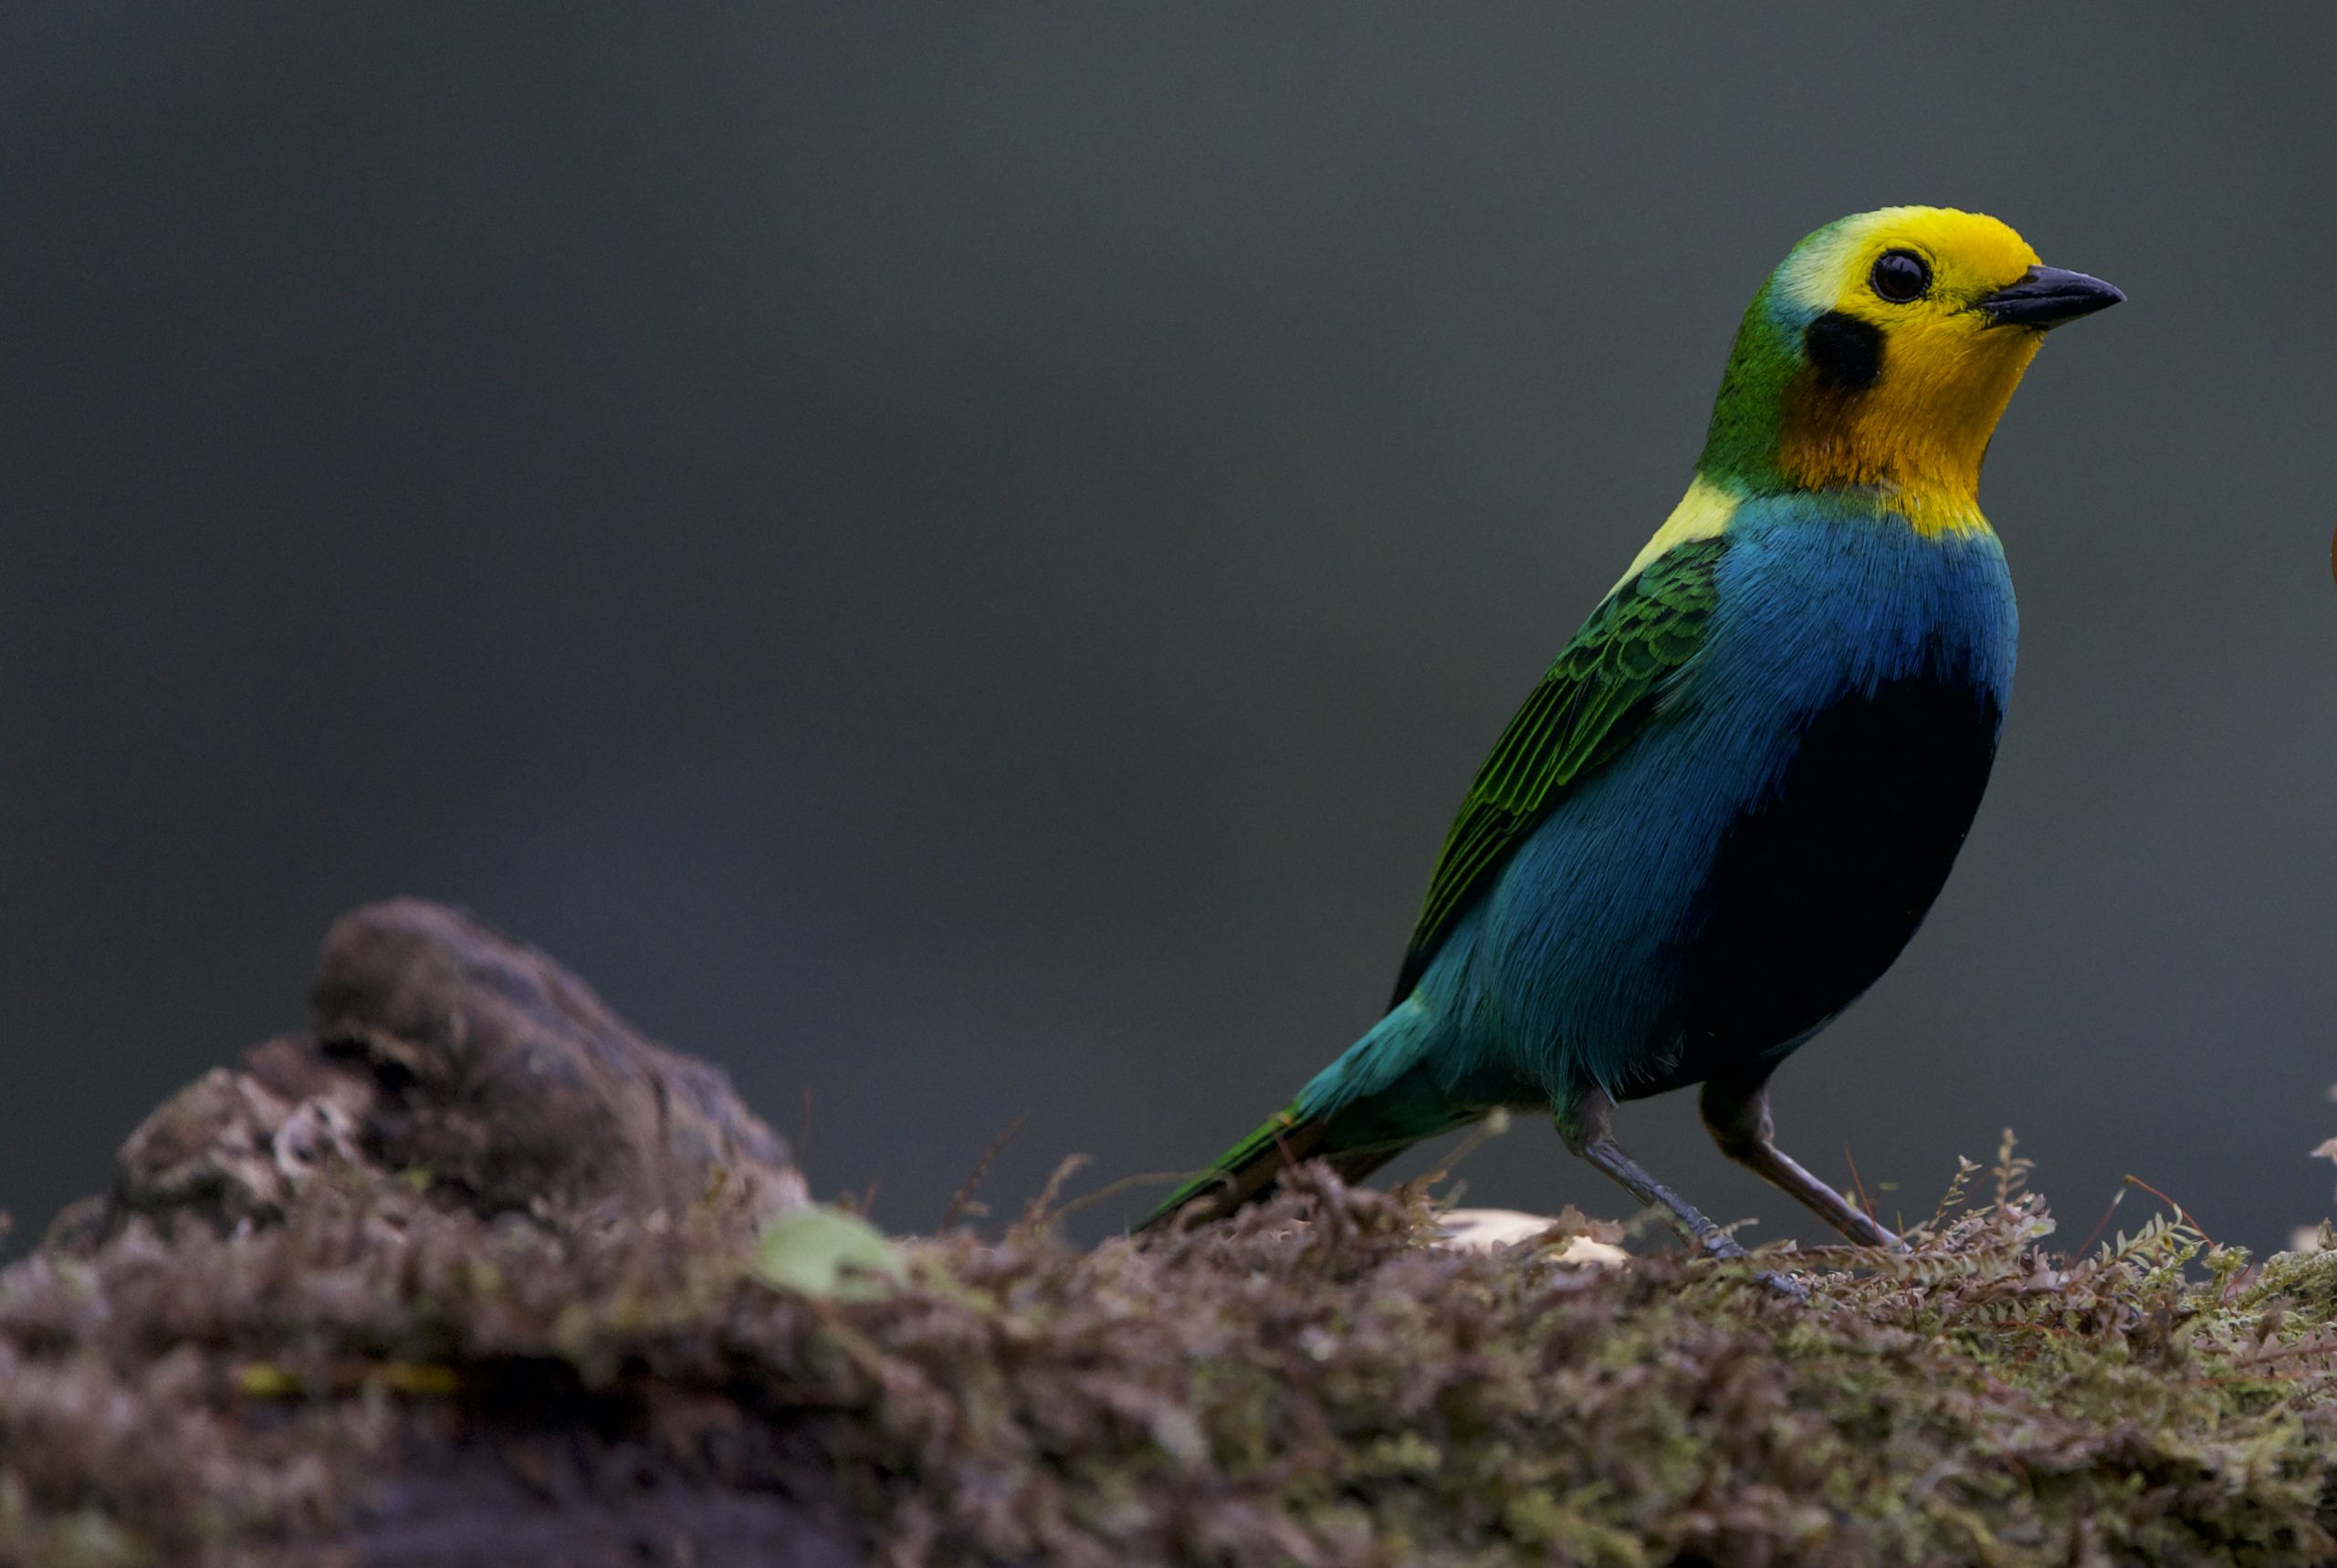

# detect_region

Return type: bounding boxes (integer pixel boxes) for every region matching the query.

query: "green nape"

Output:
[1692,277,1797,493]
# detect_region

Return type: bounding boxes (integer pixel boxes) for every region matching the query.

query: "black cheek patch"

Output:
[1803,310,1884,392]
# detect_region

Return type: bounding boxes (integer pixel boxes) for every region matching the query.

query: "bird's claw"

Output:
[1693,1236,1808,1301]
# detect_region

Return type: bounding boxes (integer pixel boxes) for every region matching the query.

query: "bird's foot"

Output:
[1695,1235,1808,1301]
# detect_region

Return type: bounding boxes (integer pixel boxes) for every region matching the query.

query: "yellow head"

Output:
[1696,206,2122,526]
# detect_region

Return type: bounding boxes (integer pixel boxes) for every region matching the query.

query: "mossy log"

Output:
[2,902,2333,1566]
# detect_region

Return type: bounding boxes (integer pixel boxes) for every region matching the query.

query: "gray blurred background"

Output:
[4,5,2333,1256]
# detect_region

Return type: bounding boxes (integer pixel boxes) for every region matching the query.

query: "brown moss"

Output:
[2,1143,2335,1566]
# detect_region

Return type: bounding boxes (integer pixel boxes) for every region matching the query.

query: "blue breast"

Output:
[1417,498,2017,1103]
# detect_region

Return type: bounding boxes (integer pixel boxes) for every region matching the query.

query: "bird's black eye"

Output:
[1871,249,1931,303]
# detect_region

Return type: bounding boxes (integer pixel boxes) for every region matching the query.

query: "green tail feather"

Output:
[1136,1098,1419,1233]
[1141,1005,1494,1233]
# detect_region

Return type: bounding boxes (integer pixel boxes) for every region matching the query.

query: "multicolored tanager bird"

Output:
[1144,207,2122,1258]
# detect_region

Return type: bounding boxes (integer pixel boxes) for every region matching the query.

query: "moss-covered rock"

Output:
[2,906,2331,1565]
[5,1148,2336,1564]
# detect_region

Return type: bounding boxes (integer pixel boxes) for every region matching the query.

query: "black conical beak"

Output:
[1977,266,2125,329]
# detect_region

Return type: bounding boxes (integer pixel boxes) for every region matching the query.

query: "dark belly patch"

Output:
[1632,671,2002,1097]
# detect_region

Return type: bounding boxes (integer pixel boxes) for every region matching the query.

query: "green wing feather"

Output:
[1389,537,1725,1004]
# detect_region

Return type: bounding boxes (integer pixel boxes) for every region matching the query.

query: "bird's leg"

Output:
[1700,1077,1902,1251]
[1556,1088,1743,1260]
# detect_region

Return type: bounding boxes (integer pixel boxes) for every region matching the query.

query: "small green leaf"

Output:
[752,1206,905,1300]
